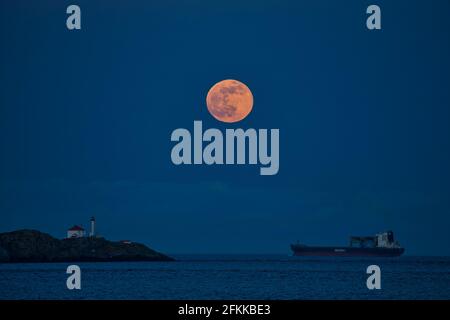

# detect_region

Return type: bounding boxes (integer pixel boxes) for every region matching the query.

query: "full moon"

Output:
[206,79,253,123]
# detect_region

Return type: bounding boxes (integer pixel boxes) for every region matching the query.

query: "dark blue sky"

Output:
[1,0,450,255]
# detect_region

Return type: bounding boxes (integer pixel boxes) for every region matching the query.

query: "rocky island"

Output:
[0,229,174,263]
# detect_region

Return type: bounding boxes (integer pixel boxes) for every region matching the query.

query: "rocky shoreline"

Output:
[0,229,174,263]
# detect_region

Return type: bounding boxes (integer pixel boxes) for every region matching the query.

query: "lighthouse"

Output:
[90,216,96,237]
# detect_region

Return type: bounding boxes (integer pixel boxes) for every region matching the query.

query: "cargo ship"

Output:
[291,231,405,257]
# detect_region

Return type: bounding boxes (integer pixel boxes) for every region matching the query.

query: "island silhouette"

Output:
[0,229,173,263]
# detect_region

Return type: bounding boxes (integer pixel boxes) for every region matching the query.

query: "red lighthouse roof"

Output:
[68,225,84,231]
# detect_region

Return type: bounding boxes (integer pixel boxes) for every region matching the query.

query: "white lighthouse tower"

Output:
[89,216,96,237]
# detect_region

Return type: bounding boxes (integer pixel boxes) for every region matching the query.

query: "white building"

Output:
[89,216,96,237]
[67,225,85,238]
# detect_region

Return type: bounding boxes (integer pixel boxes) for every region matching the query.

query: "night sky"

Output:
[1,0,450,255]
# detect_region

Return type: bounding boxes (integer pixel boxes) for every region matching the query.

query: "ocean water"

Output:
[0,255,449,300]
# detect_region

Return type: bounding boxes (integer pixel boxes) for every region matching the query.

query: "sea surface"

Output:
[1,255,449,300]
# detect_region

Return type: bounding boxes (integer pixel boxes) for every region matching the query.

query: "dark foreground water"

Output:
[1,255,449,299]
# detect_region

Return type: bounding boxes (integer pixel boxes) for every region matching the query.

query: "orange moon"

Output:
[206,79,253,123]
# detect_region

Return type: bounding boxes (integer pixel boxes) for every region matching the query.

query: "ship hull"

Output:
[290,245,405,257]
